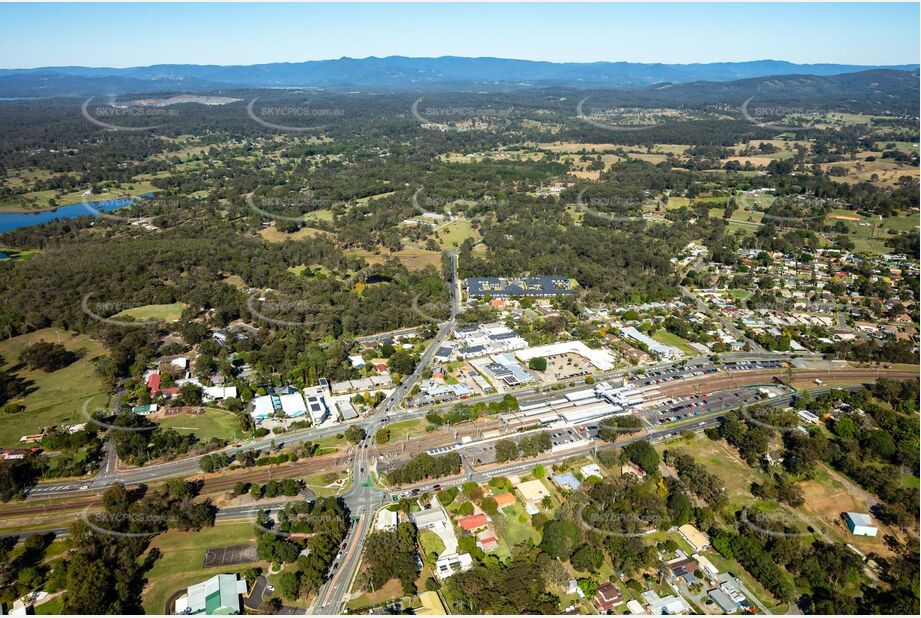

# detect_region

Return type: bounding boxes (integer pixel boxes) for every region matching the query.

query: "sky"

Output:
[0,2,918,69]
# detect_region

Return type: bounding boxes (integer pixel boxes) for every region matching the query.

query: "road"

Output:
[309,251,459,614]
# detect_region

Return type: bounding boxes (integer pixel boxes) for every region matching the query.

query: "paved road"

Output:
[310,251,459,614]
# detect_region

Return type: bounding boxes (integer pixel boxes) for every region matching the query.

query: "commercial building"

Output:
[514,341,616,372]
[173,574,247,615]
[619,326,683,360]
[844,512,878,537]
[466,276,576,298]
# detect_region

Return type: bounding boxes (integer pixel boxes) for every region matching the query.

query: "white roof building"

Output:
[374,508,398,532]
[435,552,472,580]
[278,392,307,417]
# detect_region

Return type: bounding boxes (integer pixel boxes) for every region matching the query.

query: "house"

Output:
[708,588,738,614]
[305,394,328,424]
[580,463,603,479]
[551,472,582,491]
[278,392,307,418]
[415,591,446,615]
[516,479,550,505]
[664,556,699,582]
[131,404,158,415]
[492,493,517,509]
[173,574,247,615]
[434,552,472,580]
[845,512,878,537]
[593,582,623,613]
[413,507,450,531]
[641,590,691,615]
[348,355,366,368]
[458,513,488,532]
[476,531,499,551]
[678,523,710,552]
[625,599,646,615]
[374,508,398,532]
[251,395,277,420]
[202,386,237,402]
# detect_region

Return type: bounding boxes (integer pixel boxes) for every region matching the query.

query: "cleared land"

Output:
[0,329,109,447]
[113,302,187,323]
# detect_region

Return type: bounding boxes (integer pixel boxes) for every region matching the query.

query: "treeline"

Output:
[256,497,350,600]
[386,451,462,486]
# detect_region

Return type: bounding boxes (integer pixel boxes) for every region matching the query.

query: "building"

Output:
[435,552,472,580]
[492,493,517,509]
[174,574,247,615]
[678,523,710,552]
[202,386,237,402]
[580,463,603,479]
[251,395,277,420]
[466,276,576,298]
[476,531,499,551]
[593,582,623,613]
[335,400,359,421]
[619,326,683,360]
[458,513,489,532]
[516,479,550,505]
[844,512,878,537]
[708,588,738,614]
[641,591,691,616]
[413,507,450,531]
[305,394,328,424]
[515,341,616,372]
[484,354,533,387]
[551,472,582,491]
[374,508,398,532]
[415,591,446,616]
[278,392,307,417]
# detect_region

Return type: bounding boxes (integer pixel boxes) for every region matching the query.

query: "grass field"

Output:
[495,502,539,548]
[434,217,478,249]
[155,407,245,442]
[0,329,110,447]
[143,521,265,614]
[259,225,335,243]
[113,302,186,323]
[344,246,441,271]
[382,418,433,441]
[651,329,697,356]
[346,577,404,611]
[657,437,763,508]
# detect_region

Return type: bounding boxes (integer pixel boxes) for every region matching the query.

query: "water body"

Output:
[0,194,153,234]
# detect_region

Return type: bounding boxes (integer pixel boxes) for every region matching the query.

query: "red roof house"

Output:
[458,513,488,531]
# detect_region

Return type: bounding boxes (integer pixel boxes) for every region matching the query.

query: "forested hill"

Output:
[0,56,917,96]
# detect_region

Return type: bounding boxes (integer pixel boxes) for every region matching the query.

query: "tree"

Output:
[528,357,547,371]
[539,519,582,558]
[571,545,604,572]
[375,427,391,444]
[623,440,659,474]
[344,426,366,444]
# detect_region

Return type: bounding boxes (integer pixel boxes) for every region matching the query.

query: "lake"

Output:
[0,194,152,234]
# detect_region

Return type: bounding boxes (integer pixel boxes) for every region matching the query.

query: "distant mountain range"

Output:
[0,56,918,97]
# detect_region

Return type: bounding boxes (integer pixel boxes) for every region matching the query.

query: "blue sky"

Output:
[0,2,918,68]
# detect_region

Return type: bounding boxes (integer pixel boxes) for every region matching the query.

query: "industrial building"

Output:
[466,276,576,298]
